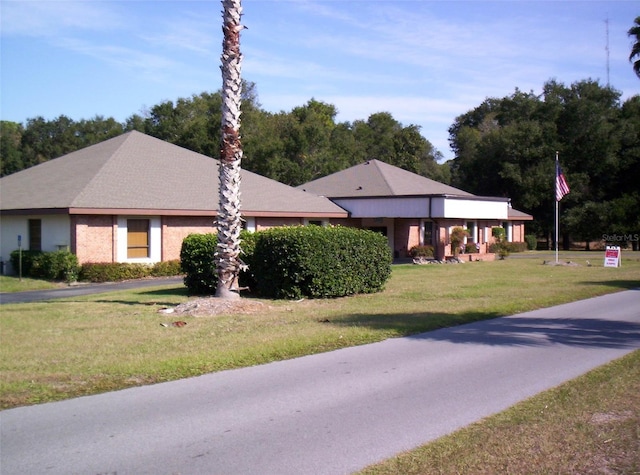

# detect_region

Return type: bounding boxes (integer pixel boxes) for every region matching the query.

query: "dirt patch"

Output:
[542,260,581,266]
[160,298,268,317]
[589,411,634,425]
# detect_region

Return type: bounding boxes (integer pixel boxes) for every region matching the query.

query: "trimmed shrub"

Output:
[10,250,43,277]
[252,225,392,299]
[179,230,258,295]
[488,241,526,258]
[42,250,79,282]
[491,227,506,242]
[180,233,218,295]
[409,245,434,258]
[78,260,182,282]
[10,250,79,282]
[525,234,537,251]
[238,230,259,290]
[464,243,479,254]
[508,241,527,253]
[150,260,182,277]
[79,262,151,282]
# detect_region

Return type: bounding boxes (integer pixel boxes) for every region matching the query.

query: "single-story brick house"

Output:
[0,131,348,274]
[298,159,533,260]
[1,132,533,273]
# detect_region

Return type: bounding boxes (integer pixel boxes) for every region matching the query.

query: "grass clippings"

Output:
[169,297,268,317]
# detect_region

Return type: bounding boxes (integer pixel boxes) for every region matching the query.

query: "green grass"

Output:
[358,349,640,474]
[1,253,639,410]
[0,275,63,292]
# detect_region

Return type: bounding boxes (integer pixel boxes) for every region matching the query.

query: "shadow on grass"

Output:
[330,311,640,349]
[85,299,181,307]
[330,310,503,337]
[140,287,191,298]
[580,280,640,290]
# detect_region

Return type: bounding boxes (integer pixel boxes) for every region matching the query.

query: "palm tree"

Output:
[216,0,245,299]
[629,16,640,79]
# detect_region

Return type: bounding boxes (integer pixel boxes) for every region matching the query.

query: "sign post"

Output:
[604,245,621,268]
[17,235,22,281]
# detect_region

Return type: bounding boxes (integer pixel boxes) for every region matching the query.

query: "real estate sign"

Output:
[604,246,621,268]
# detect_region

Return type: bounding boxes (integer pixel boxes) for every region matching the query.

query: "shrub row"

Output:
[409,245,434,258]
[8,249,181,283]
[79,260,181,283]
[488,241,528,254]
[180,226,393,299]
[10,250,79,282]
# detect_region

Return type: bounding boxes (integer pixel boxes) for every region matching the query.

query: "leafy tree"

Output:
[3,115,123,176]
[0,121,24,176]
[564,201,609,250]
[628,16,640,79]
[20,115,80,169]
[449,79,639,249]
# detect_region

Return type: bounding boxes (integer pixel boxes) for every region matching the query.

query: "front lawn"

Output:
[1,252,639,409]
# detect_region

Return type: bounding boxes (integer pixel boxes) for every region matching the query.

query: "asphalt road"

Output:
[2,289,639,475]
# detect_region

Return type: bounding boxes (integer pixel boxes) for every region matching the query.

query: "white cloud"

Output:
[140,12,217,55]
[1,1,124,37]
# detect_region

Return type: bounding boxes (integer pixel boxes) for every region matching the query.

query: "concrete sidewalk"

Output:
[2,289,639,474]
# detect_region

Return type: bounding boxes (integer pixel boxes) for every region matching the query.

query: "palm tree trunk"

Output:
[216,0,244,299]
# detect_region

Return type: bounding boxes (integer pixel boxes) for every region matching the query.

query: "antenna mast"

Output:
[605,17,610,87]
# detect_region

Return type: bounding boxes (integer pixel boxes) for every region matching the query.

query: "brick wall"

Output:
[72,215,116,264]
[511,222,526,242]
[162,216,215,261]
[394,219,420,258]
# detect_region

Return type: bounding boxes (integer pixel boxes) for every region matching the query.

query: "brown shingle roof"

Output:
[0,131,347,217]
[298,159,474,198]
[508,207,534,220]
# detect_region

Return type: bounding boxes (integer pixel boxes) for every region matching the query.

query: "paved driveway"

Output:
[0,276,184,304]
[2,289,639,474]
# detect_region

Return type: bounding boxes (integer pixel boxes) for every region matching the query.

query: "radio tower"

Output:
[605,17,610,87]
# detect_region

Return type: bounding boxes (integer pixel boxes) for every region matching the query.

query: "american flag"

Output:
[556,160,570,201]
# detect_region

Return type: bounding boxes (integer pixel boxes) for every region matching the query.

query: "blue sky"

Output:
[1,1,638,160]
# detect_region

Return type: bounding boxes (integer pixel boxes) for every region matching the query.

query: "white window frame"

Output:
[117,216,161,263]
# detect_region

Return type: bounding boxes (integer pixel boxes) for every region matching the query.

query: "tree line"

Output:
[0,82,448,186]
[1,79,638,248]
[449,79,639,249]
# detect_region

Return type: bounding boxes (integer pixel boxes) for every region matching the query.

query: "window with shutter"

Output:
[127,219,150,258]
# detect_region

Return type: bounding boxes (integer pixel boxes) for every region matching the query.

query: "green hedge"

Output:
[10,250,79,282]
[10,250,43,277]
[409,245,434,258]
[525,234,537,251]
[252,226,392,299]
[78,260,181,283]
[488,241,527,255]
[180,233,219,295]
[8,248,182,283]
[179,230,255,295]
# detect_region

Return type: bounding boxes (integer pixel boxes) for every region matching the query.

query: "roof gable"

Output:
[298,159,473,198]
[0,131,347,216]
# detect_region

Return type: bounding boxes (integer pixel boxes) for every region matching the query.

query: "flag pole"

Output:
[555,151,559,264]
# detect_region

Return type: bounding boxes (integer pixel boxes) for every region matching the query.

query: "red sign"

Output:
[604,246,621,268]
